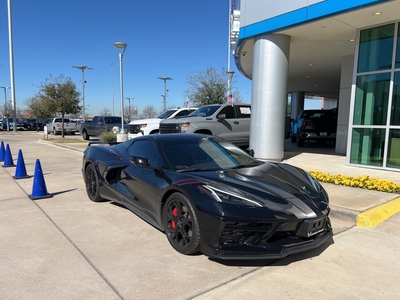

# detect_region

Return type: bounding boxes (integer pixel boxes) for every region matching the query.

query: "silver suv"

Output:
[159,103,251,147]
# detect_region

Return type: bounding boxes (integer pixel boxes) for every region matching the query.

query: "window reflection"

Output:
[358,23,394,72]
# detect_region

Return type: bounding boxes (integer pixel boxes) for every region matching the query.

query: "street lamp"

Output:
[126,97,133,120]
[72,65,93,121]
[114,41,127,139]
[158,77,172,111]
[110,62,115,115]
[0,86,10,107]
[227,70,234,104]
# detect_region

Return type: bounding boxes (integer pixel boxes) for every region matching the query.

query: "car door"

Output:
[213,105,237,142]
[214,105,251,146]
[121,139,169,219]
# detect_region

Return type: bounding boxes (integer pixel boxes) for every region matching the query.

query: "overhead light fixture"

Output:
[374,12,382,16]
[350,39,355,42]
[309,63,313,67]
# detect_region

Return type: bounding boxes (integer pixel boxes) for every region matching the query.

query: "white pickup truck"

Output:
[46,118,77,135]
[127,107,197,139]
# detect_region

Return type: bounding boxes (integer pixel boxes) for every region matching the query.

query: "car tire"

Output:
[163,193,201,255]
[82,130,89,140]
[84,163,103,202]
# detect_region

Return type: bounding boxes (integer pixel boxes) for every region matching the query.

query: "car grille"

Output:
[128,124,141,134]
[159,123,180,134]
[219,218,328,248]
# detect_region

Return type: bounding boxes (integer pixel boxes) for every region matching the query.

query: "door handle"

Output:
[234,121,239,124]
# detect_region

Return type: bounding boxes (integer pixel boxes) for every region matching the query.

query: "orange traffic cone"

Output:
[29,159,53,200]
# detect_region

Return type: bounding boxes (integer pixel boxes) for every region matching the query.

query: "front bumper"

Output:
[198,209,333,260]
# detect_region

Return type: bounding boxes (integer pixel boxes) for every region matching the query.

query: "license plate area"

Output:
[296,217,327,238]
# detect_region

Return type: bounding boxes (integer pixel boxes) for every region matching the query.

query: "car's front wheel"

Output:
[85,163,103,202]
[82,130,89,140]
[163,193,201,255]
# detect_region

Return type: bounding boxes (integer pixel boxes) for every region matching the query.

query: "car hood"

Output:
[129,118,161,125]
[161,116,205,124]
[179,162,329,219]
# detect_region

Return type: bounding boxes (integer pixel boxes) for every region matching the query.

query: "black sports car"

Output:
[82,134,332,260]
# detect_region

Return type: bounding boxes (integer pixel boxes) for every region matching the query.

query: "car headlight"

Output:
[179,123,190,133]
[199,184,263,207]
[140,124,147,128]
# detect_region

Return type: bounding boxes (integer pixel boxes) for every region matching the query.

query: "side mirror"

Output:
[217,114,226,120]
[130,156,151,168]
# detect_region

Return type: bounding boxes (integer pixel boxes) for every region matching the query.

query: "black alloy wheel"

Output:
[85,163,103,202]
[163,193,201,255]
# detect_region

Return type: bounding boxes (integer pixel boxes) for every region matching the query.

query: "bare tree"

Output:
[139,105,158,119]
[99,107,112,116]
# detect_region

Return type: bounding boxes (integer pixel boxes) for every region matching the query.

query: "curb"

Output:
[356,197,400,228]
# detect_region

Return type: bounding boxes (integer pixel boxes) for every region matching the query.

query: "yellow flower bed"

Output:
[309,171,400,194]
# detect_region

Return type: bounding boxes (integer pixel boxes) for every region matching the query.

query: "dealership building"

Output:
[232,0,400,171]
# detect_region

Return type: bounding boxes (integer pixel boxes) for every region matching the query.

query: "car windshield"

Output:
[189,106,221,117]
[160,137,261,172]
[157,109,177,119]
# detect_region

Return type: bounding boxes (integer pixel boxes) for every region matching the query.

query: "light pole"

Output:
[158,77,172,111]
[126,97,133,120]
[72,65,93,121]
[110,62,115,115]
[0,86,10,107]
[227,70,234,103]
[114,41,127,139]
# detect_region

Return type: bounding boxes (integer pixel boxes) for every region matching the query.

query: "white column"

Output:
[250,34,291,161]
[290,91,305,120]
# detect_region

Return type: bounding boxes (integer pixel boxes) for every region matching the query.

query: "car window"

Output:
[236,106,251,118]
[157,109,177,119]
[175,109,193,117]
[104,117,121,124]
[128,140,162,168]
[190,106,221,117]
[219,106,236,119]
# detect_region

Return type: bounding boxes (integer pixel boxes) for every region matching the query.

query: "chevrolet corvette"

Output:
[82,134,332,260]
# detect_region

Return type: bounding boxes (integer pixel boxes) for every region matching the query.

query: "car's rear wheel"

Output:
[85,163,103,202]
[163,193,201,255]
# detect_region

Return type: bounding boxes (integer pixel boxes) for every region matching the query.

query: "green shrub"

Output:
[99,131,117,143]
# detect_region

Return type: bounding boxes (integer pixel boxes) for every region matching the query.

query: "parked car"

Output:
[82,133,333,260]
[159,103,252,147]
[46,118,77,135]
[0,117,12,130]
[80,116,128,140]
[291,108,337,147]
[128,107,197,139]
[22,118,45,131]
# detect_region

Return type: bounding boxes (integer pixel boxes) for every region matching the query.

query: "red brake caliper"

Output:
[171,207,178,229]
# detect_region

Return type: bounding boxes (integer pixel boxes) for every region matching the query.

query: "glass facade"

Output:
[351,23,400,170]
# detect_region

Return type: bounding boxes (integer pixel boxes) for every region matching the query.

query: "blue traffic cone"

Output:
[13,149,30,179]
[0,141,5,162]
[3,144,15,167]
[29,159,53,200]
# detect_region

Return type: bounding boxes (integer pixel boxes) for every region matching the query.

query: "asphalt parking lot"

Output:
[1,132,400,300]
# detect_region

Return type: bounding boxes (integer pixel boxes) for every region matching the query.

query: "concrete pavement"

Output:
[1,132,400,299]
